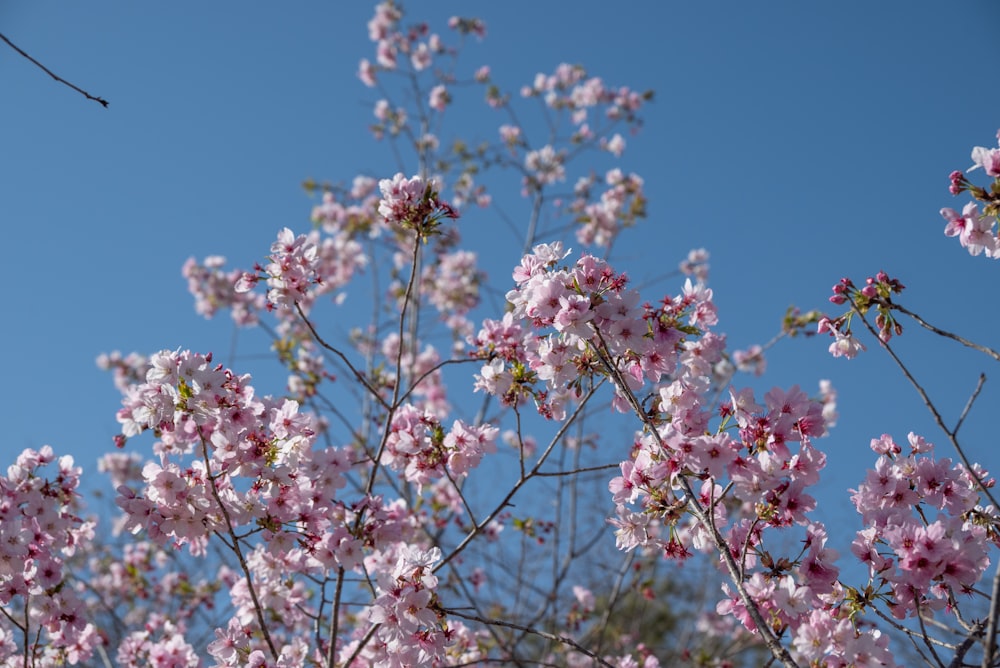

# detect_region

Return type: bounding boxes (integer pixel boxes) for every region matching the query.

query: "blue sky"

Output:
[3,1,999,553]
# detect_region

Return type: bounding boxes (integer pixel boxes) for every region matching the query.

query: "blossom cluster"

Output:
[376,173,457,232]
[0,447,99,666]
[183,255,266,326]
[233,226,367,314]
[942,129,1000,257]
[104,346,507,665]
[470,241,719,419]
[850,432,994,619]
[367,546,449,665]
[381,404,499,488]
[568,168,647,247]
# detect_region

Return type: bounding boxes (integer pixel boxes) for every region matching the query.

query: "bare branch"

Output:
[0,32,109,107]
[445,608,616,667]
[982,562,1000,668]
[890,302,1000,363]
[955,373,987,438]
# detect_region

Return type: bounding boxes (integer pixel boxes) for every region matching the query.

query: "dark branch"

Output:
[0,31,109,108]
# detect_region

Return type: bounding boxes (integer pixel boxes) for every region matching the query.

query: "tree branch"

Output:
[0,32,109,107]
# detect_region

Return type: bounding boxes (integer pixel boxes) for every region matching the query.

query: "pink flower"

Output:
[970,133,1000,176]
[357,58,377,86]
[826,327,866,359]
[428,84,450,112]
[378,173,456,228]
[410,42,431,71]
[524,145,566,185]
[940,202,998,257]
[601,132,626,157]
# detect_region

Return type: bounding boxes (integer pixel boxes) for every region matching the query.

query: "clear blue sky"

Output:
[3,2,999,549]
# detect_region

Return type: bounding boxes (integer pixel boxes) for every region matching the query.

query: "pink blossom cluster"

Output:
[233,227,363,313]
[940,201,998,257]
[449,171,491,210]
[186,185,376,330]
[111,349,347,553]
[520,62,648,128]
[568,168,647,247]
[336,541,489,667]
[96,349,150,393]
[381,404,498,488]
[524,145,566,187]
[0,447,99,666]
[608,370,908,665]
[609,384,828,548]
[108,348,503,665]
[471,242,722,420]
[360,3,471,89]
[678,247,710,283]
[732,344,766,376]
[941,129,1000,258]
[850,432,994,619]
[420,249,482,318]
[367,546,449,664]
[80,530,223,637]
[309,176,381,235]
[377,173,457,231]
[371,99,408,139]
[183,255,266,326]
[115,617,200,668]
[969,129,1000,177]
[428,83,449,112]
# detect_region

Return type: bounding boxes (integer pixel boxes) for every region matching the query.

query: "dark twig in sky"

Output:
[0,31,109,108]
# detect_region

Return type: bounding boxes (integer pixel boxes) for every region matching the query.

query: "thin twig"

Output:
[395,356,481,406]
[366,233,422,495]
[955,373,987,438]
[435,381,603,572]
[983,562,1000,668]
[294,302,390,411]
[326,566,345,668]
[591,550,635,654]
[890,302,1000,363]
[445,608,616,667]
[916,606,948,668]
[533,462,619,477]
[0,32,109,107]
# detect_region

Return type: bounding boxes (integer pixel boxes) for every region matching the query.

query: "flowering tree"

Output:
[4,3,1000,667]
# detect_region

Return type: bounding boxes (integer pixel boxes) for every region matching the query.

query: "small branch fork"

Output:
[0,31,109,107]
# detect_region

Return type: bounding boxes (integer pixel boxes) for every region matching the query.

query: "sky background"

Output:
[2,1,1000,566]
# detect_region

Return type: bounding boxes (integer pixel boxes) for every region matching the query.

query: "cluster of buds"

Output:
[819,272,906,357]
